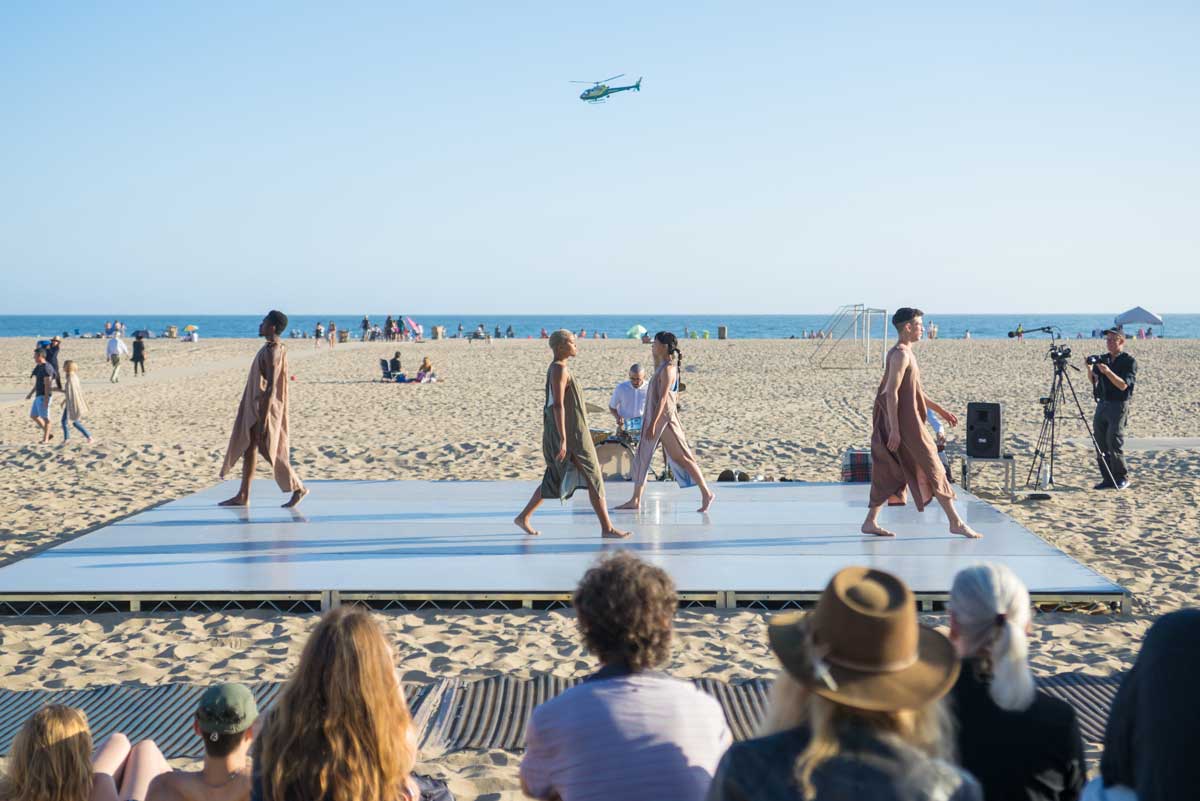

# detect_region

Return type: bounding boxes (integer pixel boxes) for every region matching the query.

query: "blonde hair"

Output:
[547,329,574,352]
[62,360,78,374]
[950,563,1036,712]
[1,705,94,801]
[758,672,955,801]
[256,607,416,801]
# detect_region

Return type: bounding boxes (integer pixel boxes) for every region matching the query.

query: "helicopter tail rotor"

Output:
[634,77,642,91]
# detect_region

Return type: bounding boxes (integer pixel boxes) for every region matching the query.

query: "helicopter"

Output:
[570,74,642,103]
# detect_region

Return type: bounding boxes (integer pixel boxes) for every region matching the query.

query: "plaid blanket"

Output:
[841,448,872,482]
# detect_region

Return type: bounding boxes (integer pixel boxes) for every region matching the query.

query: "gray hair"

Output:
[629,364,644,376]
[950,564,1036,712]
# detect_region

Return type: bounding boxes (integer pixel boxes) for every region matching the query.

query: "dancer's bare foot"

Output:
[950,521,983,539]
[514,516,541,536]
[602,527,632,539]
[613,499,640,511]
[283,487,309,508]
[861,522,896,537]
[218,495,248,507]
[698,489,715,513]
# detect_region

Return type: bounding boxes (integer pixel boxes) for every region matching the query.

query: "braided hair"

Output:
[654,331,683,370]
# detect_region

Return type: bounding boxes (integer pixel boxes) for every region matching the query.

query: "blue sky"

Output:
[2,2,1197,314]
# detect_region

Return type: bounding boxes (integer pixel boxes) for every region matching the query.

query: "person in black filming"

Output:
[1087,325,1136,490]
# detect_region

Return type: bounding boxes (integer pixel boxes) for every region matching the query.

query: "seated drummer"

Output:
[609,364,648,429]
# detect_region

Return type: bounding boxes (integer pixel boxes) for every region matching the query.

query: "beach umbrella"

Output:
[184,324,198,332]
[626,324,647,339]
[405,317,419,332]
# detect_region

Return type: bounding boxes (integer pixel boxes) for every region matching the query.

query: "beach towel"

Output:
[63,372,89,422]
[220,341,302,492]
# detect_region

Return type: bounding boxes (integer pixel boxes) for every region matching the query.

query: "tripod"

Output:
[1025,341,1115,490]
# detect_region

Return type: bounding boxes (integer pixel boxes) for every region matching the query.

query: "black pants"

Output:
[132,358,145,375]
[1093,401,1128,484]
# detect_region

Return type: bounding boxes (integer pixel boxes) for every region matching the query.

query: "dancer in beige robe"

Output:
[219,310,307,508]
[615,331,714,513]
[514,330,630,538]
[862,308,980,538]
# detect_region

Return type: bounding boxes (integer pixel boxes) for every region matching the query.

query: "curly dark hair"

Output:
[572,551,677,670]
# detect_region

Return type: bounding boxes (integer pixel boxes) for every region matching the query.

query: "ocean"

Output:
[0,313,1191,340]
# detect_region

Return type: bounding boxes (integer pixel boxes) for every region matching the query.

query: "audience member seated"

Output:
[416,357,436,383]
[949,564,1085,801]
[1082,609,1200,801]
[145,684,257,801]
[706,567,981,801]
[521,552,731,801]
[608,364,647,429]
[251,606,452,801]
[1,705,168,801]
[390,352,403,375]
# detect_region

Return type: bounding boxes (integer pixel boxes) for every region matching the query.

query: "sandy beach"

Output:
[1,334,1197,798]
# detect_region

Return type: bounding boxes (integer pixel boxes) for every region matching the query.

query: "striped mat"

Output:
[0,672,1122,759]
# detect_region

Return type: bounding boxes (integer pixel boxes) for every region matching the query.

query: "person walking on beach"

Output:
[218,310,308,509]
[515,330,630,539]
[327,321,337,348]
[46,336,64,389]
[26,348,56,443]
[862,308,981,539]
[57,361,93,444]
[131,333,147,376]
[616,332,715,513]
[106,333,130,382]
[314,320,324,347]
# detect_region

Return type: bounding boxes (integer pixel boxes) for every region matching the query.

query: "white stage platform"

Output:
[0,481,1127,615]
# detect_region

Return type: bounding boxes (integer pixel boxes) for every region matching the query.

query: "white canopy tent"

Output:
[1114,306,1164,330]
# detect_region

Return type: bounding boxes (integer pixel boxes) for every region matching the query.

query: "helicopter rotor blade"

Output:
[598,73,624,83]
[569,80,597,84]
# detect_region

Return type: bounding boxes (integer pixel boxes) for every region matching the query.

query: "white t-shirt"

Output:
[609,380,648,420]
[520,673,731,801]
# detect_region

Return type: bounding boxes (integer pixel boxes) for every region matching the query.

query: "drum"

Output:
[596,438,636,480]
[589,428,610,446]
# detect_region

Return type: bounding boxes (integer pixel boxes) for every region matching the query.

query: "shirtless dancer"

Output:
[862,307,981,539]
[218,310,308,508]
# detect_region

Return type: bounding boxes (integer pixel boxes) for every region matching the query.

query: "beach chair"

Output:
[380,359,394,382]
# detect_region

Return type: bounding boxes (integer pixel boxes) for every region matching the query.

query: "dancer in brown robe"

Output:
[615,331,715,512]
[862,308,981,538]
[514,330,630,539]
[219,310,308,508]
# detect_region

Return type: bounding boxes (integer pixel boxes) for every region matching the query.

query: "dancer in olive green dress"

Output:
[515,330,631,539]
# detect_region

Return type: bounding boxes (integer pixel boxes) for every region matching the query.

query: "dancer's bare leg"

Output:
[861,504,897,537]
[660,431,714,512]
[515,486,543,536]
[283,486,309,508]
[117,740,169,801]
[937,496,983,538]
[218,445,256,506]
[585,479,629,539]
[614,484,644,511]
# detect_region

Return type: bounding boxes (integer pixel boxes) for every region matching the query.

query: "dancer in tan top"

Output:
[514,330,630,538]
[616,331,714,513]
[219,310,308,508]
[862,308,980,539]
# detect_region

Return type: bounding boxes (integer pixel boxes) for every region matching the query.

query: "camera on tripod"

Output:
[1048,344,1072,362]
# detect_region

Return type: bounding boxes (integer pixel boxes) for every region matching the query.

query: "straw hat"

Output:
[768,567,959,712]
